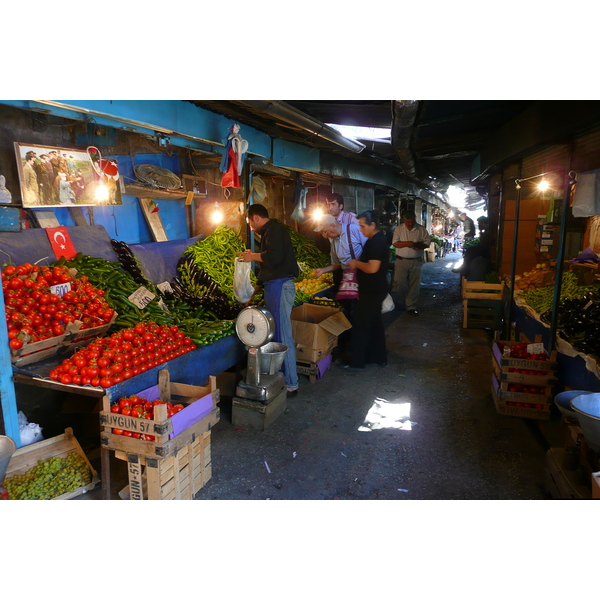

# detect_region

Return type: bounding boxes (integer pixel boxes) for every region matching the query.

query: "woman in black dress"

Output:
[345,210,389,371]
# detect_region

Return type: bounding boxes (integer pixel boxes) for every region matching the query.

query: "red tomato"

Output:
[122,430,134,437]
[9,338,23,350]
[112,428,124,435]
[121,407,132,416]
[111,404,121,414]
[119,398,133,408]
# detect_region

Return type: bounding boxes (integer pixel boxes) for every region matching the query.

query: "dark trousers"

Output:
[349,293,387,369]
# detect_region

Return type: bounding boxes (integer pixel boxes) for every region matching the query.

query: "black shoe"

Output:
[451,268,463,274]
[367,362,388,368]
[407,309,418,316]
[287,389,298,397]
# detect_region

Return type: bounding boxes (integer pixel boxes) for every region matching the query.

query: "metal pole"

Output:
[549,167,574,351]
[506,172,522,339]
[0,283,21,447]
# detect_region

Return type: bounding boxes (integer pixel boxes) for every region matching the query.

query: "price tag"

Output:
[128,286,156,309]
[527,342,544,355]
[157,281,173,294]
[157,298,171,314]
[50,282,72,298]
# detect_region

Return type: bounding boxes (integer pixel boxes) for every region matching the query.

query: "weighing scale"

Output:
[234,306,286,403]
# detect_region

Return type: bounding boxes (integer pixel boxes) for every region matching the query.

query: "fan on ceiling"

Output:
[134,164,182,190]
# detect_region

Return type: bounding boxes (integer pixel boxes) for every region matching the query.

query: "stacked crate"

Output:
[99,369,219,499]
[461,277,505,330]
[491,334,557,420]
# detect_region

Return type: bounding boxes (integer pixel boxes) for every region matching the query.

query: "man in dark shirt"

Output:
[459,212,475,241]
[237,203,299,395]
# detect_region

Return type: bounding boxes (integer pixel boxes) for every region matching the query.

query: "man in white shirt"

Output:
[391,210,431,315]
[326,193,359,225]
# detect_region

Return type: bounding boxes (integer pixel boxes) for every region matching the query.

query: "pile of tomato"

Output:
[2,262,114,351]
[505,401,547,410]
[497,341,549,361]
[48,321,196,387]
[506,383,547,394]
[109,394,186,439]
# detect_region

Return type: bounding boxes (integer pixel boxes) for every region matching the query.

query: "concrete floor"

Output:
[80,250,564,500]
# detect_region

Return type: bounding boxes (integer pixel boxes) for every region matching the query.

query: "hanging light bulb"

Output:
[313,207,324,222]
[95,182,109,203]
[538,180,549,191]
[211,201,223,224]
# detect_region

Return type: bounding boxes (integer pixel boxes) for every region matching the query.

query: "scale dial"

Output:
[235,306,275,348]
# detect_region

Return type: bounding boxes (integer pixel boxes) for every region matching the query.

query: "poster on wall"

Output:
[14,142,122,208]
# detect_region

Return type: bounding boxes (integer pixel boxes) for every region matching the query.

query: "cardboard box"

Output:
[291,303,351,363]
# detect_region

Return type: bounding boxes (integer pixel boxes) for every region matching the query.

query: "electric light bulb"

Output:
[538,180,549,191]
[211,202,223,224]
[95,183,109,202]
[313,208,324,221]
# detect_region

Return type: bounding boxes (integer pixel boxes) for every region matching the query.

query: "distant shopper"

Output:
[236,203,299,396]
[459,212,475,241]
[343,210,389,371]
[326,192,359,225]
[391,210,431,315]
[452,216,491,278]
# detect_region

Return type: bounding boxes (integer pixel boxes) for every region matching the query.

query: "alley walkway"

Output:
[192,251,558,500]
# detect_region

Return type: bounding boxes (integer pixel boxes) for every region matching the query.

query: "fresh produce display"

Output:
[496,340,550,362]
[48,322,196,388]
[513,261,555,290]
[503,401,547,410]
[182,225,252,306]
[295,273,334,297]
[108,393,185,440]
[110,239,154,288]
[276,220,330,270]
[2,262,115,351]
[541,290,600,356]
[3,452,92,500]
[519,271,594,314]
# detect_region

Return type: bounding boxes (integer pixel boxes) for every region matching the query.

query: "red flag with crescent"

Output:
[47,226,77,260]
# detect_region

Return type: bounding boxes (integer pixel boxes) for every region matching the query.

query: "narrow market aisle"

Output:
[191,251,554,500]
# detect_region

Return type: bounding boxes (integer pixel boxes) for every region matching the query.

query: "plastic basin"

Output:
[259,342,288,375]
[570,393,600,453]
[0,435,17,484]
[554,390,594,420]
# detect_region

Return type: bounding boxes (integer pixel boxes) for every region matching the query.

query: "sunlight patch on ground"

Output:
[447,259,463,269]
[358,398,413,432]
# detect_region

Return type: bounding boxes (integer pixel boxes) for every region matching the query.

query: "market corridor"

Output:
[87,251,555,500]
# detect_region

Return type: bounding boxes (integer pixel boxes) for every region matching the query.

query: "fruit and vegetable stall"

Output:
[0,221,333,499]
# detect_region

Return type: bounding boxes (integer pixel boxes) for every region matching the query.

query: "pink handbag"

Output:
[335,268,359,300]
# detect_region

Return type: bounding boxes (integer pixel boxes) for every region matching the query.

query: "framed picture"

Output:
[14,142,123,208]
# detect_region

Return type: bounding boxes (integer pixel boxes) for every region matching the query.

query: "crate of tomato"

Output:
[99,369,220,459]
[491,373,552,420]
[3,262,117,367]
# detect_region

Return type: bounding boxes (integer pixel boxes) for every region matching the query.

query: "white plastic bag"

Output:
[381,293,395,314]
[233,259,255,304]
[18,411,44,447]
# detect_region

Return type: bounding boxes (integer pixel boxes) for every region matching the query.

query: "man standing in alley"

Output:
[459,212,475,241]
[326,192,359,225]
[391,210,431,316]
[237,203,299,397]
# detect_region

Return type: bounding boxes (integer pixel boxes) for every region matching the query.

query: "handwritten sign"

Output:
[527,343,545,355]
[50,282,72,298]
[128,286,156,309]
[157,281,173,294]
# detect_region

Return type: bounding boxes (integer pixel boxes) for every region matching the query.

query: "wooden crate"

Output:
[492,332,557,374]
[491,353,557,387]
[297,356,332,383]
[491,373,551,420]
[461,277,505,300]
[10,312,117,367]
[3,427,100,499]
[462,299,503,329]
[116,431,212,500]
[100,369,219,459]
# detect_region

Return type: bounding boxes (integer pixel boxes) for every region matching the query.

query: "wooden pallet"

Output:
[117,431,212,500]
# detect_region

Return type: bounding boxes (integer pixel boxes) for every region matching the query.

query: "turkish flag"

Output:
[47,226,77,260]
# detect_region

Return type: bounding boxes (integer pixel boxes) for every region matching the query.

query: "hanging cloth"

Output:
[291,177,307,222]
[220,124,248,189]
[572,169,600,217]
